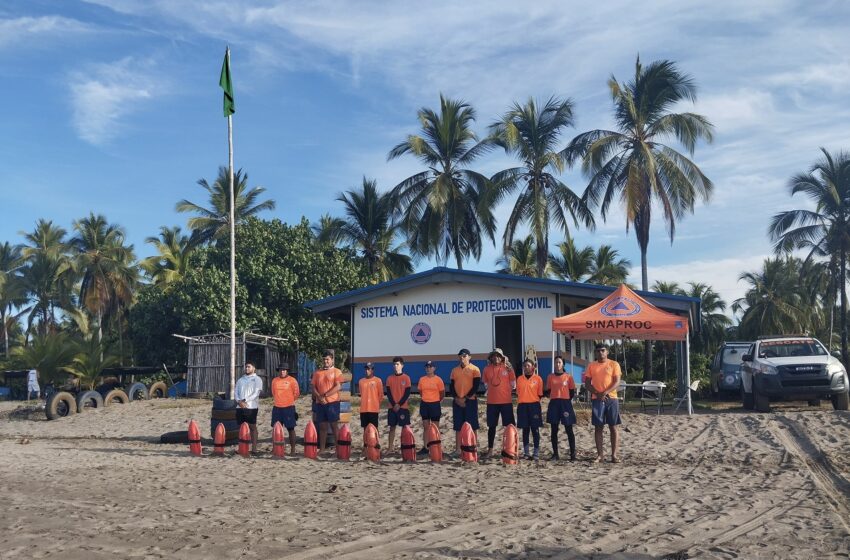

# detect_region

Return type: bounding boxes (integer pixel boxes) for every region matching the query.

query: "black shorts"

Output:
[271,405,297,430]
[452,398,479,431]
[516,402,543,429]
[420,401,441,421]
[486,403,515,428]
[546,399,576,426]
[388,407,411,427]
[236,407,258,425]
[360,412,379,428]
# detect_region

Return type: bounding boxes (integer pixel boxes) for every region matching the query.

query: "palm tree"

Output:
[733,257,810,339]
[549,239,594,282]
[0,242,27,357]
[332,178,414,283]
[587,245,631,285]
[768,148,850,365]
[19,220,73,336]
[651,280,684,295]
[140,226,198,287]
[489,97,594,276]
[496,235,546,277]
[388,95,495,269]
[311,214,347,248]
[66,334,118,390]
[685,282,731,355]
[13,332,77,385]
[176,167,276,244]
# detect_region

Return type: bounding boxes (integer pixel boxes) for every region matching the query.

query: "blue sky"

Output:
[2,1,849,312]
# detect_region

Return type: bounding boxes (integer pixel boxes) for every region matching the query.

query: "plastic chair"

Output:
[674,380,701,413]
[639,380,666,414]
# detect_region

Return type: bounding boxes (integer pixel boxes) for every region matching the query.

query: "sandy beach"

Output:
[1,397,848,559]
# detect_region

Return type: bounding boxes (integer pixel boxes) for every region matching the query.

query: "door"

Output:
[493,314,524,371]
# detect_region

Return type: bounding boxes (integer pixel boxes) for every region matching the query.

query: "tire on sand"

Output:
[46,391,77,420]
[75,390,104,411]
[160,430,190,444]
[754,386,770,413]
[103,388,130,405]
[148,381,168,399]
[125,382,148,401]
[833,391,849,411]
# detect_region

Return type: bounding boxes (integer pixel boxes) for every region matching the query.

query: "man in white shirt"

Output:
[235,362,263,454]
[27,368,40,402]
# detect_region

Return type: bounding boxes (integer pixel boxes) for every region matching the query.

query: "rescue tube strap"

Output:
[272,441,286,446]
[188,438,201,444]
[460,445,477,452]
[337,440,351,446]
[501,450,517,460]
[303,441,318,446]
[400,443,416,450]
[238,438,251,444]
[427,440,442,447]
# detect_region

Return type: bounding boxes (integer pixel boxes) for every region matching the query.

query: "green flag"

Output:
[219,48,235,117]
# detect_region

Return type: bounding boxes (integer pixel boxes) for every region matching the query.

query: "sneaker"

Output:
[416,447,428,456]
[533,450,539,461]
[569,452,576,462]
[549,453,560,461]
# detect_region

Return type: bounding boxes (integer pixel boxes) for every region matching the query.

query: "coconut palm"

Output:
[651,280,684,295]
[311,214,347,248]
[141,226,198,288]
[388,95,495,269]
[685,282,731,355]
[489,97,594,276]
[19,220,73,336]
[176,167,276,244]
[13,332,77,385]
[587,245,631,285]
[66,334,118,390]
[733,257,810,339]
[549,239,594,282]
[496,235,547,277]
[0,242,28,357]
[768,148,850,365]
[332,178,414,283]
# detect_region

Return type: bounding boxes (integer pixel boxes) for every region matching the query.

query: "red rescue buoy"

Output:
[426,422,442,463]
[237,422,251,458]
[336,424,352,461]
[212,423,226,456]
[272,421,286,459]
[363,424,381,462]
[400,425,416,463]
[459,422,478,463]
[303,421,318,460]
[502,424,518,465]
[188,419,202,456]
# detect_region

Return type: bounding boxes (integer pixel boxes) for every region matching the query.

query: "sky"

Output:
[2,0,849,316]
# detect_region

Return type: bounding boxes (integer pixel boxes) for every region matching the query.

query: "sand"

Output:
[1,397,849,559]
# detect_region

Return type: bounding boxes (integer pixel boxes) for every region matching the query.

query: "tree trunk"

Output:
[536,230,548,278]
[2,311,7,359]
[455,250,463,271]
[641,248,653,381]
[841,249,848,368]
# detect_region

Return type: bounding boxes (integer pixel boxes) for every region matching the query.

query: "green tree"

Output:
[549,239,594,282]
[651,280,684,295]
[19,220,73,336]
[388,95,495,269]
[176,167,276,244]
[66,335,119,390]
[140,226,198,288]
[496,235,546,277]
[13,332,76,385]
[733,257,810,339]
[489,97,594,276]
[768,148,850,365]
[587,245,631,285]
[311,214,347,248]
[684,282,731,355]
[0,242,27,357]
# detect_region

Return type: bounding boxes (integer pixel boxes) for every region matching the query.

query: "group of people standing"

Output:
[232,342,623,463]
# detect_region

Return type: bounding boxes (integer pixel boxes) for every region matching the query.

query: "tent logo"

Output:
[600,296,641,317]
[410,322,432,345]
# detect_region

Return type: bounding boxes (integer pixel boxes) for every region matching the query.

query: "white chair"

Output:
[639,380,666,414]
[674,380,701,413]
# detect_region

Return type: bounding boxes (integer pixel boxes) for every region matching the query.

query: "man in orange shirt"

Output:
[545,355,577,461]
[271,362,300,455]
[450,348,481,458]
[482,347,516,458]
[584,343,622,463]
[358,363,383,440]
[516,358,544,460]
[311,349,343,454]
[417,360,445,456]
[385,356,411,454]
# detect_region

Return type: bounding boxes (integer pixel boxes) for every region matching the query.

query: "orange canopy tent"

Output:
[551,284,693,414]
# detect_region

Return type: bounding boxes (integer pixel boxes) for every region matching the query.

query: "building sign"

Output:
[359,296,551,320]
[410,322,432,344]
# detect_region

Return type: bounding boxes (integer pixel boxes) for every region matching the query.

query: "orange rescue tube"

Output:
[363,424,381,462]
[336,424,352,461]
[188,419,202,456]
[426,422,442,463]
[213,422,226,456]
[501,424,519,465]
[238,422,251,457]
[459,422,478,463]
[400,425,416,463]
[303,420,318,459]
[272,421,286,459]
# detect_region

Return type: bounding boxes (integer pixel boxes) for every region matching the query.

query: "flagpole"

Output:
[224,47,237,400]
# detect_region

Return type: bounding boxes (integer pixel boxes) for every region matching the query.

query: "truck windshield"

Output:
[759,340,827,358]
[722,347,746,366]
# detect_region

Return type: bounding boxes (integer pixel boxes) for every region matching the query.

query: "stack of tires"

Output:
[46,379,171,420]
[211,398,239,442]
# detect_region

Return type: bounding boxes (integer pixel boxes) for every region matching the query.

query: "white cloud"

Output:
[0,15,93,47]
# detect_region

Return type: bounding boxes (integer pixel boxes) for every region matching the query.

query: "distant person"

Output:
[270,362,300,456]
[545,355,577,461]
[27,368,40,402]
[585,343,622,463]
[450,348,481,458]
[516,358,544,460]
[312,349,343,454]
[358,362,384,444]
[417,360,445,456]
[235,362,263,454]
[385,356,411,454]
[482,348,516,458]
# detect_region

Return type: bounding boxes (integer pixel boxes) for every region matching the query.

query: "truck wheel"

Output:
[125,382,148,401]
[75,390,104,411]
[103,389,130,405]
[833,391,849,411]
[754,386,771,413]
[148,381,168,399]
[741,386,754,410]
[46,391,77,420]
[807,399,821,407]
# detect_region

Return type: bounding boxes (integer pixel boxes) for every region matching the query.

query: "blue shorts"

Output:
[452,398,479,431]
[546,399,576,426]
[591,398,621,427]
[517,402,543,429]
[420,401,442,421]
[271,405,297,430]
[486,403,515,428]
[388,407,411,427]
[316,401,341,424]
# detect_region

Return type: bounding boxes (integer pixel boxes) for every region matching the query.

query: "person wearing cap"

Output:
[450,348,481,458]
[584,343,622,463]
[312,349,344,454]
[482,348,516,458]
[545,355,577,461]
[385,356,412,454]
[271,362,300,455]
[516,358,544,460]
[417,360,445,456]
[358,363,384,441]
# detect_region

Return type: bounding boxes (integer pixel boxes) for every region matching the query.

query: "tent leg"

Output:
[686,334,692,415]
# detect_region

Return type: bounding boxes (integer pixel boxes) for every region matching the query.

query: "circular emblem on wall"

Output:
[410,322,432,345]
[600,296,641,317]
